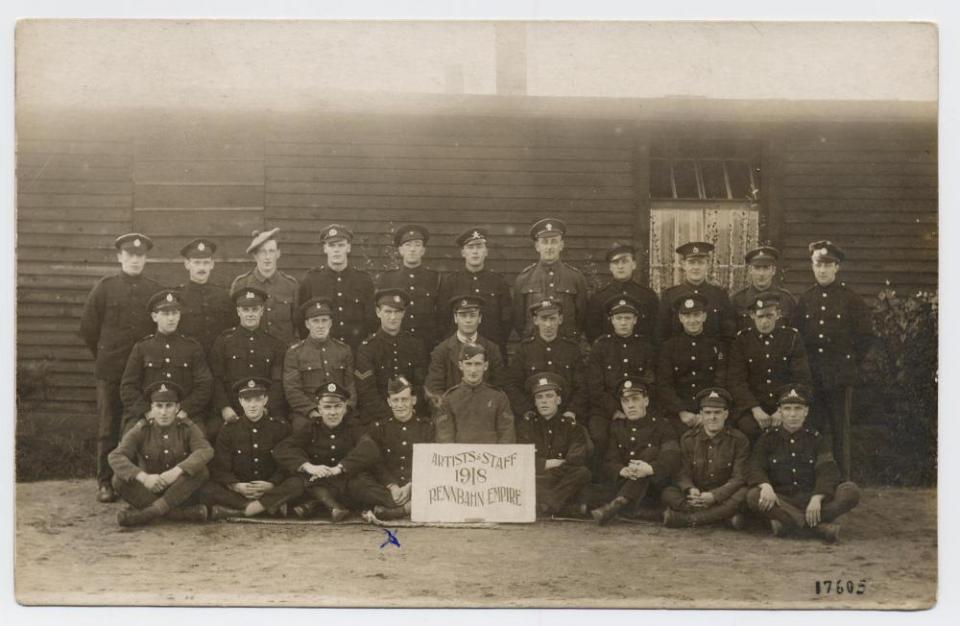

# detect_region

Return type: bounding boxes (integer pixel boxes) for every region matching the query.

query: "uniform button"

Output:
[254,458,260,463]
[691,356,696,360]
[165,357,171,363]
[165,373,172,378]
[821,306,826,311]
[330,435,335,439]
[337,292,342,296]
[163,435,169,439]
[252,428,257,433]
[253,444,258,449]
[402,441,407,446]
[818,348,824,353]
[818,333,824,338]
[164,449,169,454]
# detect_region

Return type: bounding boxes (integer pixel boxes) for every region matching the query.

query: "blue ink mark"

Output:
[379,528,401,550]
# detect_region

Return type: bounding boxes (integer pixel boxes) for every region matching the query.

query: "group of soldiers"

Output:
[80,217,871,541]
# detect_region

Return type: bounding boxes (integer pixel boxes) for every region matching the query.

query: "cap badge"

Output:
[329,228,338,236]
[247,380,256,388]
[788,388,800,398]
[394,295,401,302]
[539,377,548,386]
[685,299,694,308]
[817,248,828,256]
[623,380,633,389]
[619,299,626,306]
[398,376,409,386]
[197,242,205,251]
[245,291,254,299]
[133,238,141,247]
[159,384,168,392]
[757,300,764,308]
[692,246,699,254]
[709,390,719,398]
[165,293,174,302]
[327,383,336,392]
[546,223,553,231]
[461,299,468,306]
[472,231,481,239]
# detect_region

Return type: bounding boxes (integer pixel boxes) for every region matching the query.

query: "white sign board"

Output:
[410,444,536,523]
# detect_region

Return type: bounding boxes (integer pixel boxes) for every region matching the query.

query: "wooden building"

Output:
[16,96,937,435]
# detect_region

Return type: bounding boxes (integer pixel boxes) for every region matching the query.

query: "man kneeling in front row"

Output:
[518,372,592,518]
[591,378,681,525]
[746,384,860,542]
[108,381,212,527]
[199,377,298,520]
[661,387,749,529]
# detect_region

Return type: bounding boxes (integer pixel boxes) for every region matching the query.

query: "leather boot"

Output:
[312,486,350,522]
[165,504,209,523]
[663,508,690,528]
[590,496,628,526]
[770,519,787,537]
[98,484,118,503]
[728,513,746,530]
[373,505,409,520]
[210,505,245,521]
[812,522,841,544]
[557,502,589,519]
[292,501,319,519]
[117,506,161,527]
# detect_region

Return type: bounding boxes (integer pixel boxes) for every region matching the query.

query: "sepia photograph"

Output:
[12,16,939,610]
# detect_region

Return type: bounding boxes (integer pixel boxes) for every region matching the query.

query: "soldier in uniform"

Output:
[657,241,736,344]
[298,224,376,350]
[424,295,505,410]
[656,294,727,430]
[517,372,592,518]
[108,381,213,527]
[231,228,300,346]
[435,227,514,357]
[504,298,588,424]
[586,295,657,463]
[283,297,356,420]
[208,287,288,440]
[662,387,750,529]
[271,382,388,521]
[119,289,213,435]
[731,246,796,332]
[746,384,861,542]
[586,242,660,344]
[378,224,441,351]
[199,378,295,520]
[727,292,812,442]
[341,375,435,520]
[791,241,873,480]
[80,232,163,502]
[176,238,235,356]
[354,289,429,424]
[590,378,681,526]
[435,344,516,444]
[513,217,589,341]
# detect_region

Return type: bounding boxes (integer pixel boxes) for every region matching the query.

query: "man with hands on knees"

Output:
[661,387,750,529]
[341,376,435,520]
[272,382,384,522]
[108,381,213,527]
[199,378,294,520]
[590,378,681,526]
[746,384,860,543]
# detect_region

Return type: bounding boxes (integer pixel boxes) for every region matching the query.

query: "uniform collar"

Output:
[252,267,278,284]
[119,270,144,282]
[456,331,479,345]
[377,328,401,341]
[695,426,729,442]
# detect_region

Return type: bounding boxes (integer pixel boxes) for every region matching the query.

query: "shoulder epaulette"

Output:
[564,262,584,275]
[277,270,299,283]
[288,340,306,351]
[736,329,746,337]
[518,262,537,275]
[134,333,156,344]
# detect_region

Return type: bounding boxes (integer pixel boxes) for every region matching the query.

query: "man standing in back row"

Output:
[176,238,235,356]
[514,217,589,341]
[298,224,376,350]
[80,233,162,503]
[231,228,300,346]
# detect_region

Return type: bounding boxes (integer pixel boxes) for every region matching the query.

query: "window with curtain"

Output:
[648,139,761,294]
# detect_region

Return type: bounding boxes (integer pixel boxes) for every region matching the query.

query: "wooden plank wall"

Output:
[264,114,637,286]
[777,123,938,298]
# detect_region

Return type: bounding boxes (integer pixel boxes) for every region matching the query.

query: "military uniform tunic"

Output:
[791,281,873,390]
[587,333,657,421]
[378,266,441,349]
[504,335,588,422]
[518,411,592,513]
[655,333,727,417]
[283,336,356,417]
[727,326,812,414]
[272,416,366,474]
[80,271,163,381]
[348,415,435,486]
[586,279,660,343]
[298,265,376,350]
[230,268,300,346]
[603,416,681,500]
[435,268,514,349]
[109,416,213,481]
[747,425,839,496]
[513,260,589,339]
[119,332,213,425]
[354,329,428,423]
[435,382,516,444]
[424,334,505,404]
[210,413,290,485]
[176,281,236,355]
[731,284,797,333]
[658,281,737,343]
[208,326,288,417]
[675,426,750,500]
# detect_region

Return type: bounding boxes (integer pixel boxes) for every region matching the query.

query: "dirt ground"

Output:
[15,480,936,609]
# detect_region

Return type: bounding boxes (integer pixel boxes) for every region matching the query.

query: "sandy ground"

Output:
[15,480,936,609]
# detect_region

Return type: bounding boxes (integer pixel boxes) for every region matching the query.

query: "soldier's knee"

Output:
[745,486,762,511]
[838,481,860,506]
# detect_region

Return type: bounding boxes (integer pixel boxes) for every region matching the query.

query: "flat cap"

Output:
[673,292,708,314]
[316,381,350,401]
[617,377,649,397]
[300,297,334,319]
[809,240,845,263]
[115,233,153,253]
[375,288,408,309]
[605,241,637,263]
[604,294,640,316]
[529,217,567,240]
[458,343,487,361]
[745,246,780,266]
[233,377,271,398]
[526,371,564,395]
[144,381,183,403]
[147,289,182,313]
[320,224,353,244]
[180,238,217,259]
[450,294,486,313]
[695,387,733,409]
[676,241,714,259]
[777,383,813,406]
[529,298,563,317]
[231,286,268,306]
[456,227,488,247]
[748,291,781,312]
[394,224,429,247]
